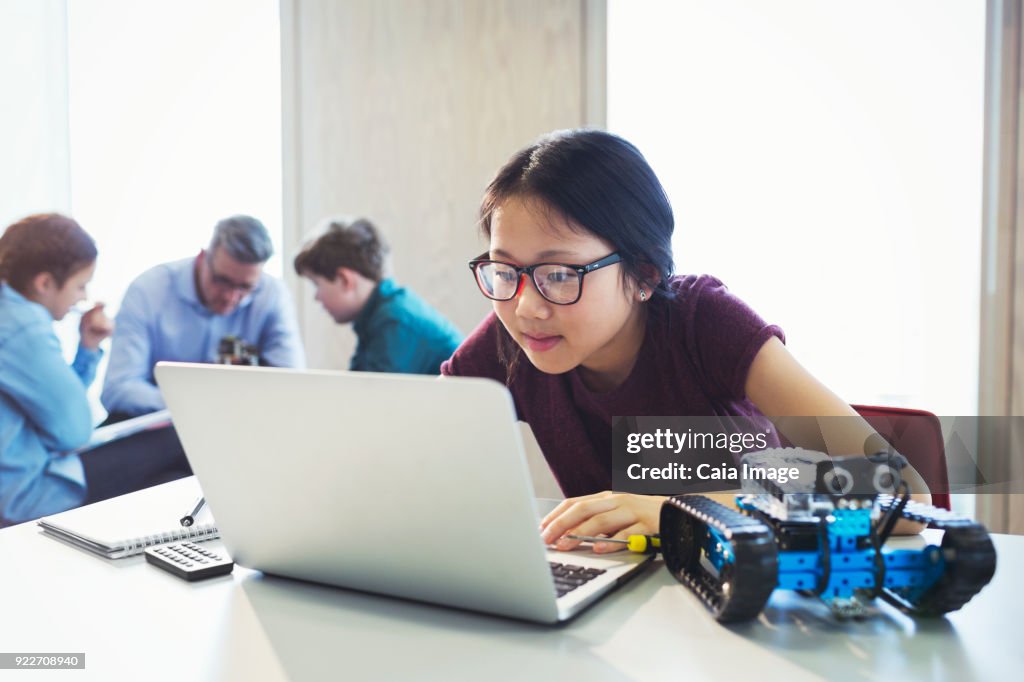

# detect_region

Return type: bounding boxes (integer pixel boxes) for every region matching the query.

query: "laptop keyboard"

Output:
[549,561,607,598]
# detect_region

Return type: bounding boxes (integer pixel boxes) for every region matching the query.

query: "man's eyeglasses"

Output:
[207,257,258,293]
[468,252,622,305]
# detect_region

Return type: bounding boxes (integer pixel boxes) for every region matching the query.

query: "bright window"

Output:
[608,0,985,416]
[57,0,282,416]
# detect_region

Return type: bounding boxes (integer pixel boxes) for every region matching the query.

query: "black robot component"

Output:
[217,336,259,366]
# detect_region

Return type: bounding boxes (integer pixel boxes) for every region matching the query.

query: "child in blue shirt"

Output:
[0,214,114,524]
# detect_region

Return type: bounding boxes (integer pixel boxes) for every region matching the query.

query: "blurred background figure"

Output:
[294,217,461,374]
[101,215,305,421]
[0,214,112,523]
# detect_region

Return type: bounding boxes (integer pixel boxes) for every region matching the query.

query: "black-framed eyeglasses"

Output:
[206,256,258,293]
[468,252,622,305]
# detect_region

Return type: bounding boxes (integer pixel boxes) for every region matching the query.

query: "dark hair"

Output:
[0,213,97,295]
[479,129,676,376]
[210,215,273,264]
[481,129,675,292]
[293,217,389,282]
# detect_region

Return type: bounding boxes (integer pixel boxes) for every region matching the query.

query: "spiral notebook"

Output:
[37,476,219,559]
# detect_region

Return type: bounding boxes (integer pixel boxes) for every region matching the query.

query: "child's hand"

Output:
[80,303,114,349]
[540,491,665,553]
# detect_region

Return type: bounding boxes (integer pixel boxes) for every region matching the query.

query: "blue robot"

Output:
[659,449,997,622]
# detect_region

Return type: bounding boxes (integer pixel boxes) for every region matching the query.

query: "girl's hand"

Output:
[539,491,666,553]
[80,303,114,349]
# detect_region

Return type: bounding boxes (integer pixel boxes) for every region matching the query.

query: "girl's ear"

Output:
[634,263,663,294]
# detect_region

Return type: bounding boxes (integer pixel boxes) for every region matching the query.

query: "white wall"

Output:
[281,0,596,369]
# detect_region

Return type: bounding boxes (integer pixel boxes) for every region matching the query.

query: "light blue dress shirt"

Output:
[0,283,97,524]
[101,257,305,416]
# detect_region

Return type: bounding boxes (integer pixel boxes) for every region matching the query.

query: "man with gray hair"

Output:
[102,215,305,419]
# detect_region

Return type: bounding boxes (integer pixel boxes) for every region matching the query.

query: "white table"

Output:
[1,486,1020,681]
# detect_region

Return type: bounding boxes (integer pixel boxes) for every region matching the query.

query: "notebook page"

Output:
[37,476,213,552]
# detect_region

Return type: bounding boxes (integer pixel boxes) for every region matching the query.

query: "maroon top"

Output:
[441,275,785,497]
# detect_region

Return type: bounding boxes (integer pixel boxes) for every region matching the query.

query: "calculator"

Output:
[144,542,234,581]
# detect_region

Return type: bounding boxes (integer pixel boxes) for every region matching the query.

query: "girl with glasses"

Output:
[442,129,929,551]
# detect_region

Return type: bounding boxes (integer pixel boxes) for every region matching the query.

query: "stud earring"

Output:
[639,290,647,302]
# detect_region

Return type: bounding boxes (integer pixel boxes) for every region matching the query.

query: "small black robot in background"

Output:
[659,449,996,622]
[217,336,259,366]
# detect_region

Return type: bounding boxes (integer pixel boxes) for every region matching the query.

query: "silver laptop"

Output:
[154,362,653,623]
